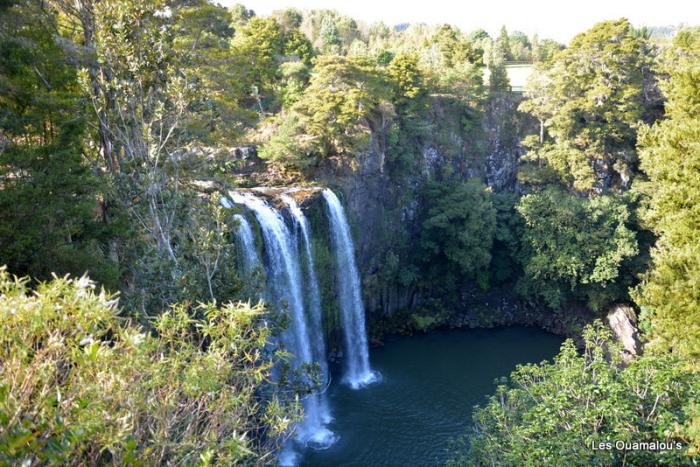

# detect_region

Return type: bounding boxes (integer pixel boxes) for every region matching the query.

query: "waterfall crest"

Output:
[322,189,378,389]
[228,191,336,453]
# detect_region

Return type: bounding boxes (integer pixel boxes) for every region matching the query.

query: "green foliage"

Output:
[433,24,482,68]
[283,29,315,65]
[531,35,564,63]
[418,179,496,291]
[0,0,118,287]
[382,53,432,175]
[0,268,299,465]
[508,31,532,61]
[260,55,395,170]
[451,321,700,465]
[516,188,638,311]
[497,26,512,61]
[258,113,312,171]
[231,16,285,113]
[515,160,562,187]
[410,313,441,332]
[424,62,486,165]
[278,61,310,108]
[520,19,660,193]
[224,14,314,116]
[255,15,504,178]
[299,10,359,55]
[319,14,341,53]
[0,3,698,465]
[486,39,510,92]
[178,195,238,302]
[296,55,393,155]
[490,193,524,284]
[75,0,203,294]
[386,53,425,101]
[172,2,256,142]
[229,3,255,27]
[116,191,250,316]
[634,28,700,359]
[274,8,303,31]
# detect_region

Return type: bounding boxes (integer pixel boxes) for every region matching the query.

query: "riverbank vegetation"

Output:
[450,322,699,465]
[0,0,698,463]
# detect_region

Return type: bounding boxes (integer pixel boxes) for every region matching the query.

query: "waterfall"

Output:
[228,191,336,457]
[322,189,378,389]
[282,195,332,424]
[233,214,260,272]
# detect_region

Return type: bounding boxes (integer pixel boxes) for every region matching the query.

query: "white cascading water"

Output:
[322,189,378,389]
[282,194,333,424]
[228,192,336,465]
[233,214,260,272]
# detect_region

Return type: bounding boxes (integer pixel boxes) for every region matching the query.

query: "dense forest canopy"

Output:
[0,0,698,464]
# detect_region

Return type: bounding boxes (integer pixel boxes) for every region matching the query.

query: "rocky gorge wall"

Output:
[327,93,535,332]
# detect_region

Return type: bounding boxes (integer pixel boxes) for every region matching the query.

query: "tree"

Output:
[172,1,257,143]
[386,53,425,102]
[497,25,512,60]
[368,21,391,43]
[516,188,638,310]
[231,16,285,113]
[0,0,118,286]
[450,322,700,466]
[434,24,481,68]
[508,31,531,61]
[379,53,433,175]
[319,14,341,53]
[229,3,255,27]
[519,19,661,193]
[633,28,700,359]
[283,28,315,65]
[490,193,524,284]
[274,8,303,31]
[466,28,490,44]
[51,0,256,312]
[486,38,510,91]
[531,35,564,63]
[261,55,394,171]
[52,0,194,271]
[418,179,497,291]
[180,195,236,302]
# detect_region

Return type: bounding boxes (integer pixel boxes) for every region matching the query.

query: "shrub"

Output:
[450,321,700,466]
[0,268,298,465]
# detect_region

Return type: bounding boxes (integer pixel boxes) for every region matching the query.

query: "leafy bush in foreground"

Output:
[450,322,700,466]
[0,268,298,465]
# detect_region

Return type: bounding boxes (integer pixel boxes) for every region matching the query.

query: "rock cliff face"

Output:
[484,94,525,192]
[328,93,533,322]
[606,304,642,362]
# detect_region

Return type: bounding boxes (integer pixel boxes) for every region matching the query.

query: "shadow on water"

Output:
[301,326,563,466]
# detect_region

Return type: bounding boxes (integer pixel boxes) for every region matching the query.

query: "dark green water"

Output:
[301,326,563,466]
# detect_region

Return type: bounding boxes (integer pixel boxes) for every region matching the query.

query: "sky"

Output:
[220,0,700,42]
